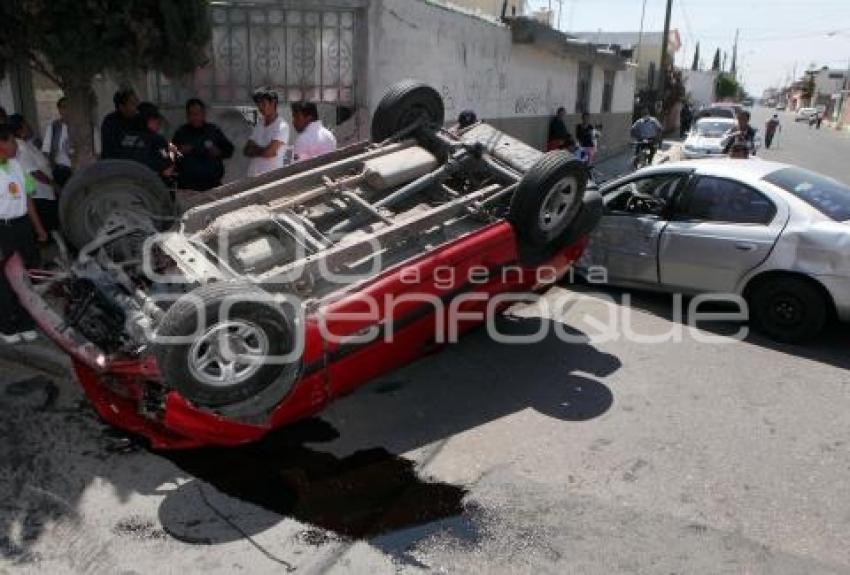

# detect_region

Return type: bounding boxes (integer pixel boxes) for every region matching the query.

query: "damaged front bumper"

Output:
[5,253,273,449]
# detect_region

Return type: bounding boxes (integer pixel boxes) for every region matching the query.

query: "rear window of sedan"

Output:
[697,108,735,119]
[695,120,734,137]
[764,167,850,221]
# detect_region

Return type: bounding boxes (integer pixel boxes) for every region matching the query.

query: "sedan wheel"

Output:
[750,277,827,343]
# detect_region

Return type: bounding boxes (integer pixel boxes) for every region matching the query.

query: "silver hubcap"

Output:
[188,321,269,387]
[539,177,578,233]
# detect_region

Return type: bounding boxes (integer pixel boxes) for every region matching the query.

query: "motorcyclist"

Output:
[630,107,663,165]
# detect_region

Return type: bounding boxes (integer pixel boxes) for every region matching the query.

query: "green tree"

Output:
[0,0,211,166]
[711,48,721,71]
[691,42,700,71]
[802,70,816,105]
[716,72,739,100]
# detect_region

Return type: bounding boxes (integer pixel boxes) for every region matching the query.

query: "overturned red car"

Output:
[8,81,600,449]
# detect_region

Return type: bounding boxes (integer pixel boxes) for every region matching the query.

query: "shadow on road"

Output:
[564,281,850,371]
[0,314,620,563]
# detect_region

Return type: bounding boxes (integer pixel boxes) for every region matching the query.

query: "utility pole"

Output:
[731,28,739,79]
[636,0,648,65]
[658,0,673,115]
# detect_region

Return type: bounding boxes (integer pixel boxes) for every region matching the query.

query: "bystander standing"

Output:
[115,102,174,181]
[0,124,47,344]
[548,107,574,152]
[101,88,139,159]
[244,88,290,177]
[41,97,74,188]
[575,112,597,163]
[172,98,234,190]
[9,115,58,233]
[292,101,337,162]
[764,114,781,149]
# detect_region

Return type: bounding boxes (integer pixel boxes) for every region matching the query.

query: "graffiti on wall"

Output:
[514,93,544,115]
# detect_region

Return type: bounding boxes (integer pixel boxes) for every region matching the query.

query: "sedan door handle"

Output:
[734,242,757,252]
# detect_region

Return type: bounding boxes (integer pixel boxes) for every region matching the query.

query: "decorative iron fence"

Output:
[155,2,358,106]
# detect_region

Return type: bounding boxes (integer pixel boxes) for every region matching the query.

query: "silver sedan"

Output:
[578,159,850,342]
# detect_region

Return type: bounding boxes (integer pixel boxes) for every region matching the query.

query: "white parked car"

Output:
[795,107,818,122]
[578,159,850,342]
[682,118,737,159]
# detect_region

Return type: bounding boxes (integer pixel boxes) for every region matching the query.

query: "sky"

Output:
[527,0,850,94]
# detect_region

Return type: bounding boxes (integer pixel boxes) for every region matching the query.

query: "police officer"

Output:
[101,88,139,160]
[172,98,234,190]
[116,102,175,182]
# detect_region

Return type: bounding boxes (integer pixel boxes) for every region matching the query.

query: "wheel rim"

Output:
[767,293,805,328]
[79,180,163,240]
[188,320,270,387]
[539,176,579,235]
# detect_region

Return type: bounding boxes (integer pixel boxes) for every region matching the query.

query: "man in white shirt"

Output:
[243,88,290,177]
[291,101,337,162]
[41,97,74,187]
[0,124,47,343]
[10,115,58,232]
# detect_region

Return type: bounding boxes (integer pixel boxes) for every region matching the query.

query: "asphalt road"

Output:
[752,105,850,184]
[2,117,850,574]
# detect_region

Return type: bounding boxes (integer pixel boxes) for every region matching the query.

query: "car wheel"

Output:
[371,80,445,142]
[59,160,175,250]
[154,282,299,408]
[749,276,827,343]
[509,151,587,249]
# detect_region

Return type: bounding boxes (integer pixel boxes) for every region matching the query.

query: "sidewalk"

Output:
[592,137,683,182]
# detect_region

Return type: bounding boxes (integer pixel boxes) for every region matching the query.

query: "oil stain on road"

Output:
[157,418,473,551]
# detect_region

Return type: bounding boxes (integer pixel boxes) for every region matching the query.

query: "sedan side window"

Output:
[676,177,776,225]
[604,174,687,215]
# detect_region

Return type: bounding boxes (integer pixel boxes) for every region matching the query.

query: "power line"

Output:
[677,0,696,46]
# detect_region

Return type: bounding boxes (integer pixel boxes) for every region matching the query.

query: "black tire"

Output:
[509,151,587,248]
[154,282,299,408]
[371,80,445,142]
[516,188,602,267]
[749,276,827,343]
[59,160,175,250]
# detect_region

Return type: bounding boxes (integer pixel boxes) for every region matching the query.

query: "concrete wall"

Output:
[814,69,847,100]
[366,0,635,154]
[439,0,525,19]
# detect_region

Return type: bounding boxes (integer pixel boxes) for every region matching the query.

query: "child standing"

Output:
[0,123,48,344]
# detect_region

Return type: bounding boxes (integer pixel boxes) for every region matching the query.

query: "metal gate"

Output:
[155,1,359,106]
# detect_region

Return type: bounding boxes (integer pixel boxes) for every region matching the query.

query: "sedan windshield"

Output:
[764,167,850,222]
[695,120,734,138]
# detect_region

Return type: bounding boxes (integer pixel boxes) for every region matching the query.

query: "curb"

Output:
[0,339,73,379]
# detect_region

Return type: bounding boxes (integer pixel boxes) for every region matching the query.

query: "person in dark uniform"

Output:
[679,102,693,137]
[547,107,575,152]
[116,102,174,181]
[171,98,234,191]
[101,88,139,159]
